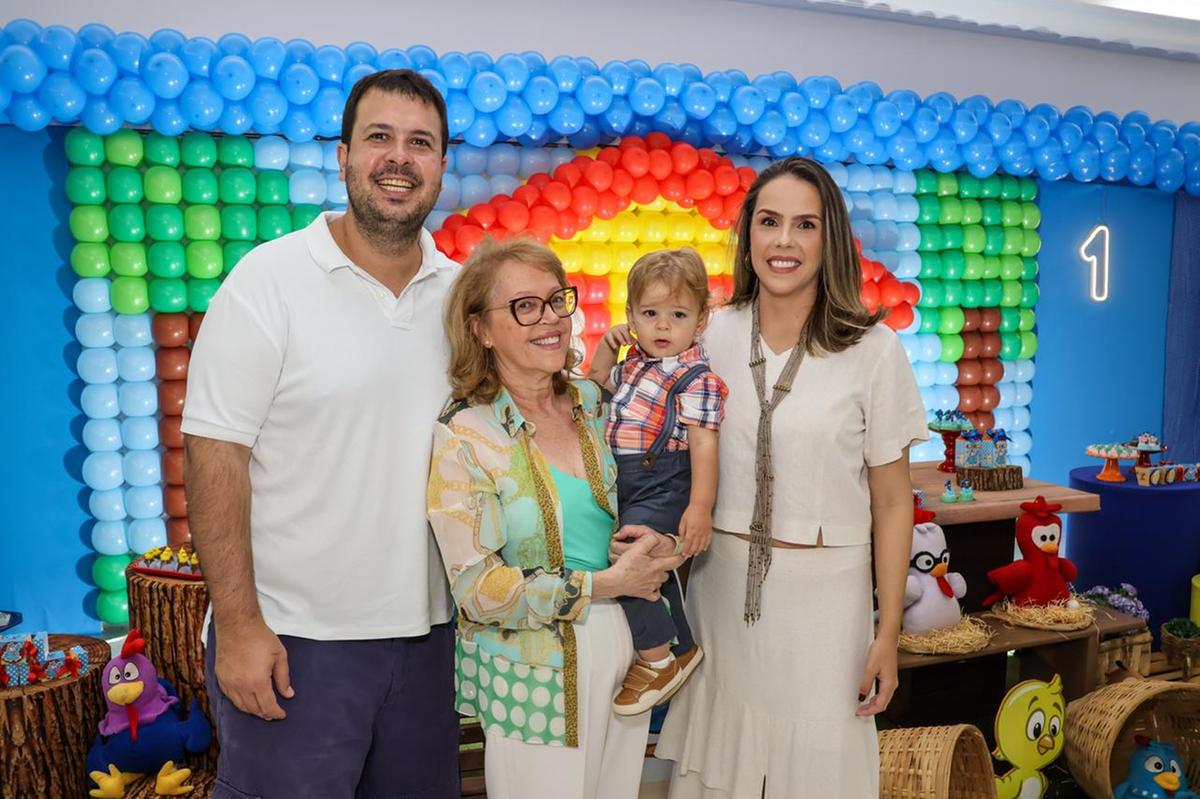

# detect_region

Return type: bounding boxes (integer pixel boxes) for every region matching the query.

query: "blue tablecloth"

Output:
[1068,466,1200,644]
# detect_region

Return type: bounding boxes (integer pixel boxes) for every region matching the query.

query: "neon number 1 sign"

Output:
[1079,224,1110,302]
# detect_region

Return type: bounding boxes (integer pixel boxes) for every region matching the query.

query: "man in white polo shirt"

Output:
[183,70,458,797]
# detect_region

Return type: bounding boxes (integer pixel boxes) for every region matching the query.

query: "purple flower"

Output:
[1119,583,1138,597]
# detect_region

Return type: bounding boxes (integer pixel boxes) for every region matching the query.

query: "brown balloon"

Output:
[167,518,190,546]
[960,308,981,332]
[972,411,995,430]
[980,358,1004,385]
[979,385,1001,411]
[188,312,205,344]
[960,331,982,360]
[160,416,184,449]
[958,385,982,413]
[152,313,189,348]
[163,447,185,485]
[956,359,982,386]
[165,486,188,518]
[156,348,190,382]
[158,380,187,416]
[980,332,1002,359]
[978,307,1001,332]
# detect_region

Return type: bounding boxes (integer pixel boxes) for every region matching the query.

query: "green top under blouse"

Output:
[550,464,613,573]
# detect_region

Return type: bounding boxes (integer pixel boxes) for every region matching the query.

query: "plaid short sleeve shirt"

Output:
[606,343,728,455]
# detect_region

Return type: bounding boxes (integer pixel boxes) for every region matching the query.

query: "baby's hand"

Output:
[677,504,713,557]
[602,324,636,352]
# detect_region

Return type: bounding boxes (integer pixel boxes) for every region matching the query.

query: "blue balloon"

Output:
[219,100,253,135]
[0,45,46,93]
[577,74,613,115]
[123,450,161,487]
[887,125,919,161]
[1064,105,1094,135]
[281,107,316,142]
[1022,114,1050,147]
[121,416,159,450]
[911,107,939,143]
[34,25,76,71]
[775,90,807,127]
[312,86,344,138]
[1151,121,1177,152]
[249,36,287,80]
[180,37,217,77]
[655,63,686,97]
[5,19,44,45]
[346,41,378,65]
[109,77,154,124]
[964,133,994,164]
[38,72,86,121]
[630,78,667,116]
[406,45,437,70]
[83,451,124,491]
[493,53,529,93]
[495,94,532,137]
[91,521,129,555]
[438,52,472,90]
[180,79,223,129]
[1057,121,1083,155]
[435,173,460,210]
[113,313,151,347]
[577,56,599,76]
[459,174,490,207]
[217,32,252,58]
[149,28,186,54]
[846,80,882,113]
[1128,143,1156,185]
[813,134,847,163]
[81,383,120,419]
[311,44,347,83]
[467,70,506,113]
[1156,148,1185,192]
[76,312,115,348]
[1121,121,1147,149]
[1069,141,1100,182]
[923,92,957,124]
[89,488,127,522]
[289,170,326,206]
[119,381,158,417]
[986,112,1013,146]
[143,51,189,99]
[117,347,156,382]
[868,100,900,137]
[768,130,799,157]
[600,61,634,96]
[567,119,603,149]
[951,108,978,143]
[78,348,118,384]
[731,85,765,125]
[703,71,733,104]
[486,143,520,176]
[752,109,787,146]
[517,116,552,147]
[213,55,255,101]
[653,100,686,134]
[626,59,651,78]
[547,96,584,135]
[78,23,116,50]
[843,120,876,154]
[521,75,558,116]
[128,519,166,554]
[125,485,163,520]
[454,144,487,175]
[375,48,411,72]
[74,48,118,95]
[248,82,287,132]
[599,97,634,136]
[800,76,836,110]
[798,112,831,147]
[107,32,150,75]
[151,99,187,136]
[548,56,582,92]
[74,278,111,313]
[341,63,375,94]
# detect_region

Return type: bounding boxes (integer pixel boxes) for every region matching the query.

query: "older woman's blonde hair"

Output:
[445,237,581,404]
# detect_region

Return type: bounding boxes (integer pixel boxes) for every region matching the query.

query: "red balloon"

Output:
[978,307,1001,332]
[979,385,1000,411]
[156,347,189,381]
[713,166,739,195]
[188,312,203,343]
[697,195,724,219]
[556,211,579,240]
[542,181,572,211]
[698,148,719,169]
[512,184,540,208]
[958,385,982,413]
[552,163,582,188]
[498,200,530,232]
[528,173,551,189]
[167,518,190,546]
[442,214,466,233]
[902,281,921,306]
[163,448,184,485]
[160,416,183,449]
[980,358,1004,385]
[467,203,497,230]
[165,486,188,519]
[723,190,746,220]
[960,308,981,332]
[660,174,686,203]
[620,147,650,178]
[618,135,645,151]
[645,132,671,150]
[970,411,995,430]
[685,169,715,200]
[871,261,888,282]
[528,205,558,236]
[861,281,881,312]
[455,224,486,255]
[583,160,614,192]
[956,359,982,386]
[583,304,611,335]
[159,379,187,416]
[647,149,673,180]
[980,332,1002,359]
[960,331,982,359]
[610,168,634,198]
[737,166,757,190]
[571,185,599,217]
[671,143,699,175]
[884,302,913,331]
[432,228,456,256]
[152,314,189,347]
[597,147,621,166]
[595,191,620,220]
[879,278,905,308]
[631,174,659,205]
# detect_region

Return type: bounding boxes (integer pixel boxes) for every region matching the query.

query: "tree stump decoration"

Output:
[956,465,1024,491]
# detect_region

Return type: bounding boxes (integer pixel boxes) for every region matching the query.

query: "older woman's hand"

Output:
[608,524,678,563]
[593,534,683,602]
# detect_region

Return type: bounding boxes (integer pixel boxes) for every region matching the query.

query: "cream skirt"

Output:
[655,533,880,798]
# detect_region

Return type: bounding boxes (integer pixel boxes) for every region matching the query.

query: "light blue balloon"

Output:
[418,68,446,98]
[83,451,124,491]
[436,173,460,211]
[459,174,490,207]
[74,48,118,95]
[341,63,375,95]
[91,520,129,555]
[125,485,164,520]
[913,361,937,388]
[180,79,223,130]
[1013,359,1036,382]
[143,51,189,99]
[1009,431,1033,458]
[895,251,921,278]
[992,408,1015,431]
[90,488,127,522]
[323,140,340,171]
[846,164,873,192]
[76,312,115,348]
[895,197,920,223]
[489,174,520,197]
[254,135,290,170]
[346,40,377,65]
[875,221,900,250]
[934,385,959,411]
[123,450,162,487]
[325,174,348,207]
[997,382,1015,409]
[74,278,112,313]
[289,168,326,204]
[936,362,959,386]
[83,418,122,452]
[121,416,160,450]
[485,143,519,175]
[114,313,152,347]
[289,140,323,169]
[915,334,940,363]
[212,54,255,101]
[151,100,187,137]
[119,381,159,417]
[1014,382,1033,407]
[1010,405,1031,431]
[78,348,118,384]
[116,347,156,382]
[519,146,551,176]
[407,45,437,70]
[128,518,167,553]
[896,222,922,250]
[424,210,450,231]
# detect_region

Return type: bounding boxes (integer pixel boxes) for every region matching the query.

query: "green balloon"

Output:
[960,199,982,224]
[915,170,939,195]
[65,128,105,166]
[1002,227,1025,255]
[104,129,143,167]
[110,242,147,276]
[67,166,106,205]
[1020,281,1040,308]
[1020,178,1038,202]
[917,279,943,308]
[149,277,189,312]
[108,205,146,243]
[979,175,1001,198]
[146,205,184,241]
[957,174,981,199]
[936,173,958,197]
[224,241,256,272]
[960,282,983,309]
[961,225,985,254]
[259,206,293,240]
[188,277,222,311]
[938,196,963,225]
[71,243,111,277]
[149,242,187,277]
[219,167,257,204]
[1022,258,1039,280]
[218,136,255,166]
[1000,201,1022,228]
[983,226,1005,256]
[940,225,964,251]
[184,205,221,241]
[980,200,1002,226]
[96,589,129,625]
[939,333,964,362]
[917,196,941,224]
[181,131,217,167]
[110,276,149,314]
[918,225,944,252]
[918,306,941,333]
[144,132,181,166]
[106,166,144,204]
[941,279,964,306]
[1021,202,1041,230]
[1000,280,1023,307]
[941,251,966,279]
[186,241,224,278]
[92,554,132,592]
[70,206,109,242]
[999,308,1021,333]
[182,168,219,204]
[144,165,182,204]
[292,205,323,230]
[999,255,1024,281]
[220,206,257,241]
[956,252,980,280]
[999,176,1021,201]
[938,306,966,333]
[1000,332,1022,360]
[256,171,290,205]
[981,278,1003,306]
[1019,308,1037,332]
[1021,230,1042,257]
[919,252,943,278]
[1019,331,1038,359]
[982,255,1002,280]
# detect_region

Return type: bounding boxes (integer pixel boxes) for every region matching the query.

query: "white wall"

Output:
[20,0,1200,123]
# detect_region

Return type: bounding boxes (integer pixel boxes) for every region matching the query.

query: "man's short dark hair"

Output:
[341,69,449,155]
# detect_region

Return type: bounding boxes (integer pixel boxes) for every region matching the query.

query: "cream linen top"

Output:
[704,304,928,546]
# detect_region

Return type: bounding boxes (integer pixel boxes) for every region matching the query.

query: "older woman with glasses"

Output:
[428,237,684,799]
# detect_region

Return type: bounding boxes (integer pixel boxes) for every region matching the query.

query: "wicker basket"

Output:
[1096,628,1152,687]
[1065,680,1200,798]
[878,724,997,798]
[1161,624,1200,680]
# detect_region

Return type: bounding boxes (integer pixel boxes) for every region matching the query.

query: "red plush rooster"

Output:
[983,496,1078,607]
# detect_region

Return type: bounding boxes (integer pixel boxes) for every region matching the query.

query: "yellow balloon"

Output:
[667,213,696,243]
[581,243,613,276]
[608,302,628,326]
[699,244,726,276]
[612,243,640,274]
[696,223,727,245]
[610,212,639,243]
[556,242,583,274]
[640,196,667,213]
[637,214,668,244]
[582,218,612,243]
[608,274,629,305]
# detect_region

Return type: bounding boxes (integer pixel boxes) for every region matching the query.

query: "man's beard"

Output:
[344,162,438,255]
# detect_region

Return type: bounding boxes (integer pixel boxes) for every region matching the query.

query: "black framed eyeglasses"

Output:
[484,286,578,326]
[910,549,950,573]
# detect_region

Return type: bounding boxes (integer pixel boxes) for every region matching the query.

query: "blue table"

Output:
[1068,466,1200,644]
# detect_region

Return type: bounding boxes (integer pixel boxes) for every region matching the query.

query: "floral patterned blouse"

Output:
[427,379,617,747]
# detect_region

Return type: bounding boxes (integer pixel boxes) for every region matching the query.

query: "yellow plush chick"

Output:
[993,674,1065,799]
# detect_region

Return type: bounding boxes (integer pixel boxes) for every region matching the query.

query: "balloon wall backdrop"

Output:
[18,19,1195,622]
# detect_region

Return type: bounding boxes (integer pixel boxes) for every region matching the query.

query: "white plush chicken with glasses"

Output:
[903,498,968,636]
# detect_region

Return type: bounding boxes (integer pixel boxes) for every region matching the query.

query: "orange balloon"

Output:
[152,313,189,347]
[961,332,982,360]
[979,385,1000,411]
[956,359,982,386]
[156,347,189,381]
[163,447,184,485]
[167,518,190,546]
[158,379,187,416]
[980,332,1002,359]
[960,308,981,332]
[980,358,1004,385]
[165,486,188,519]
[971,411,995,430]
[188,312,204,343]
[958,385,982,413]
[160,416,183,449]
[978,307,1001,332]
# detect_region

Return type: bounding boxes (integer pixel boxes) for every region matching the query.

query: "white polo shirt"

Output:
[704,305,928,546]
[182,212,456,640]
